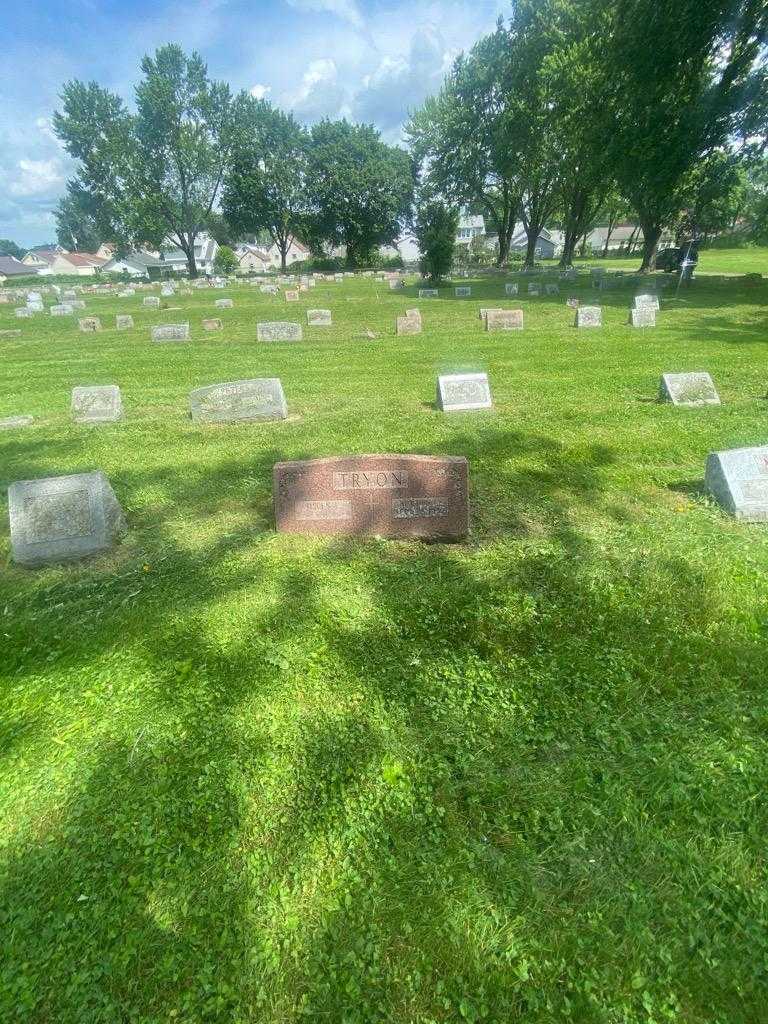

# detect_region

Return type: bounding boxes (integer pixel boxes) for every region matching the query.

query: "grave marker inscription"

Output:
[190,378,288,424]
[437,373,492,412]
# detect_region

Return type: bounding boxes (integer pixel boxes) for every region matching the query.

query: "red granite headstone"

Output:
[274,454,469,540]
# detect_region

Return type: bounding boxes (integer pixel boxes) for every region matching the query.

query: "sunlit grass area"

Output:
[1,272,768,1022]
[562,245,768,276]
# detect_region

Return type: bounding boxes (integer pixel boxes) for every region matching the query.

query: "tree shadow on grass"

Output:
[1,426,767,1021]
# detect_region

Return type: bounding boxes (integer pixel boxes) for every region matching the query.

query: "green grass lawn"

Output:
[1,272,768,1023]
[560,245,768,276]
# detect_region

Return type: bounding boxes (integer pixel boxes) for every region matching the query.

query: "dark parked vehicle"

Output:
[655,243,700,273]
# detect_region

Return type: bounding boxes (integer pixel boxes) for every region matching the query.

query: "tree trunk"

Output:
[578,233,588,257]
[182,233,198,278]
[559,227,579,268]
[638,222,662,272]
[602,217,617,257]
[280,240,288,271]
[523,225,541,269]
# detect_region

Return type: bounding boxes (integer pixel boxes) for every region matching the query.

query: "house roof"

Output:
[0,256,38,277]
[29,243,66,254]
[25,249,59,264]
[103,251,163,270]
[60,252,108,268]
[161,237,218,264]
[238,246,271,262]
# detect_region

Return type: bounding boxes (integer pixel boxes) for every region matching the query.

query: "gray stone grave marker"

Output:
[437,373,492,412]
[631,307,656,328]
[505,283,518,296]
[143,296,161,308]
[0,415,33,430]
[116,315,134,330]
[545,283,560,296]
[455,286,471,297]
[635,293,660,311]
[307,309,332,326]
[397,316,422,336]
[72,385,123,424]
[576,306,602,328]
[527,283,541,296]
[285,290,300,302]
[9,471,126,567]
[706,445,768,521]
[50,304,74,316]
[79,317,102,332]
[202,318,223,331]
[190,378,288,424]
[486,309,524,331]
[151,322,190,342]
[215,298,234,308]
[257,321,303,342]
[419,288,439,298]
[659,372,720,406]
[260,284,278,295]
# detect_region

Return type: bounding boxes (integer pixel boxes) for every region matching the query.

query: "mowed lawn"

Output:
[1,271,768,1023]
[565,244,768,276]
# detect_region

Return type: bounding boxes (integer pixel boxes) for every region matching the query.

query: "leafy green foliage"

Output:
[414,199,458,281]
[223,102,310,271]
[53,45,248,276]
[55,179,111,253]
[305,120,415,267]
[213,245,238,275]
[0,238,25,259]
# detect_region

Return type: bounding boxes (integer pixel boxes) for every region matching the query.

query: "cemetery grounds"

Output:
[1,254,767,1022]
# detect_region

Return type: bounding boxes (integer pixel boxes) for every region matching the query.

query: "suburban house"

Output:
[586,223,644,253]
[266,238,310,268]
[509,225,560,260]
[21,244,67,270]
[158,235,219,274]
[455,213,486,246]
[0,256,38,280]
[235,244,272,274]
[21,247,109,276]
[101,252,163,277]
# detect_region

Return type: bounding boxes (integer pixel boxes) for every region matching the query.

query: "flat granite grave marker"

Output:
[479,308,501,321]
[190,378,288,424]
[307,309,332,326]
[419,289,439,298]
[69,300,86,310]
[50,304,74,316]
[284,290,299,302]
[659,372,720,406]
[528,283,542,296]
[576,306,602,328]
[202,318,223,331]
[0,415,33,430]
[257,321,303,342]
[631,307,656,328]
[437,373,492,412]
[274,454,469,540]
[397,315,422,336]
[260,285,278,294]
[71,385,123,424]
[215,298,234,309]
[455,287,471,297]
[706,445,768,521]
[79,317,102,332]
[26,301,44,313]
[143,296,161,308]
[151,322,190,342]
[116,315,134,330]
[9,471,126,567]
[505,283,519,296]
[118,288,135,298]
[634,293,660,311]
[486,309,523,331]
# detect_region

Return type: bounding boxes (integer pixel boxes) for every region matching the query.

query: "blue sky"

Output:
[0,0,509,248]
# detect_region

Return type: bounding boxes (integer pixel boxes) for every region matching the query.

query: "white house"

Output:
[159,235,219,274]
[235,244,272,274]
[509,225,560,260]
[265,238,310,268]
[455,213,486,246]
[101,252,163,277]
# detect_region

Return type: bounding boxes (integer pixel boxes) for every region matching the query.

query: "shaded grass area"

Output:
[1,272,768,1022]
[560,246,768,276]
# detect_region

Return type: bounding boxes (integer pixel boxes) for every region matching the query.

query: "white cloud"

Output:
[291,58,350,120]
[250,83,272,99]
[9,159,65,197]
[285,0,363,29]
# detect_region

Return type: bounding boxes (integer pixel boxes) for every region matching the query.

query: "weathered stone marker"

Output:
[260,284,278,294]
[576,306,602,327]
[528,283,542,296]
[545,283,560,296]
[69,300,86,310]
[257,321,303,342]
[116,315,134,330]
[631,307,656,328]
[285,290,299,302]
[274,454,469,539]
[50,304,74,316]
[0,415,33,430]
[397,315,422,336]
[15,307,33,319]
[190,378,288,424]
[505,283,519,296]
[143,296,161,308]
[9,471,126,567]
[215,298,234,308]
[634,293,660,311]
[307,309,332,326]
[71,385,123,424]
[202,318,223,331]
[486,309,523,331]
[419,288,439,298]
[437,373,492,412]
[706,445,768,521]
[455,286,471,297]
[79,317,102,332]
[659,372,720,406]
[152,323,190,342]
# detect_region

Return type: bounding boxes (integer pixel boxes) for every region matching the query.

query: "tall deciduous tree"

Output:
[54,45,247,276]
[222,102,310,271]
[413,198,459,282]
[55,180,109,252]
[0,239,25,259]
[603,0,768,270]
[305,120,414,267]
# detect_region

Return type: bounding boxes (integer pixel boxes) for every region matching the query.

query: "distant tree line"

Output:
[46,2,767,278]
